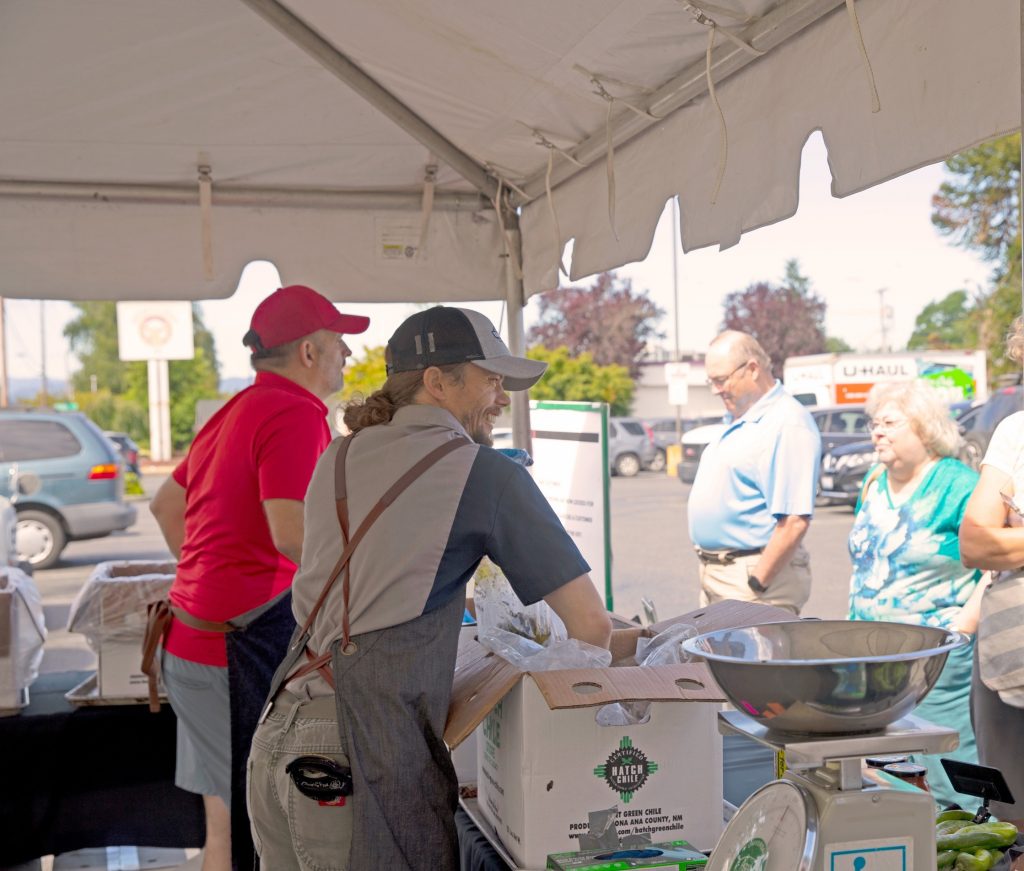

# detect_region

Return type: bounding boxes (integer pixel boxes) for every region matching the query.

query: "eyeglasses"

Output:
[868,417,910,434]
[705,360,750,389]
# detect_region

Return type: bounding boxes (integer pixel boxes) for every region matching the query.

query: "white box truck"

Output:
[783,350,988,407]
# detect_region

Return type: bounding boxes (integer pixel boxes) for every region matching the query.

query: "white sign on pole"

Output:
[527,402,613,609]
[116,301,195,362]
[116,302,195,463]
[664,362,690,407]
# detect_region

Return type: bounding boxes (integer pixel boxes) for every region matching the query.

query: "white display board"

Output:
[116,301,195,362]
[527,402,612,609]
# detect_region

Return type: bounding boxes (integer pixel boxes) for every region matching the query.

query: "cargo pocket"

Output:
[245,755,265,856]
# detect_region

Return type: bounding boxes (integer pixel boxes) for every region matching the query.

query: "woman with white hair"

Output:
[849,379,983,807]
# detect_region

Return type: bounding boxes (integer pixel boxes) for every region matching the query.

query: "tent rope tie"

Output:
[678,2,764,56]
[417,161,437,258]
[198,164,214,281]
[519,123,586,168]
[491,177,523,281]
[845,0,881,113]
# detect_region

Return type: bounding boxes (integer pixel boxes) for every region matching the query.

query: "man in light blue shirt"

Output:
[688,331,821,613]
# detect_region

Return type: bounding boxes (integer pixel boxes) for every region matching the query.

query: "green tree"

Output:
[63,302,221,450]
[906,290,978,350]
[824,336,854,353]
[340,346,388,402]
[527,272,665,378]
[526,346,634,416]
[932,133,1021,380]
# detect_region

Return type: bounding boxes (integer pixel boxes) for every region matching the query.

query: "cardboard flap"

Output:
[529,662,725,709]
[444,630,523,749]
[650,599,797,637]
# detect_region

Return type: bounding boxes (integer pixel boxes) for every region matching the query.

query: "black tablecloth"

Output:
[457,808,512,871]
[0,671,205,866]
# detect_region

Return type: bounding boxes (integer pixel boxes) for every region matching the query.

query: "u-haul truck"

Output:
[783,350,988,407]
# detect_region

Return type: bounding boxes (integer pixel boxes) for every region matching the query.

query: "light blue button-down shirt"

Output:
[688,381,821,550]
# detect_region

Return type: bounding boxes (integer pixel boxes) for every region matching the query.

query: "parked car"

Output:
[956,386,1023,470]
[644,415,723,473]
[608,417,657,477]
[818,439,878,505]
[677,422,726,483]
[807,406,871,454]
[0,410,137,569]
[104,431,141,476]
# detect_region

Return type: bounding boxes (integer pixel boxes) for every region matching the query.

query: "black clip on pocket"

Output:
[285,756,353,802]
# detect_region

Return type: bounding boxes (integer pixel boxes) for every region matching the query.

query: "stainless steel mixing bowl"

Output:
[681,620,968,735]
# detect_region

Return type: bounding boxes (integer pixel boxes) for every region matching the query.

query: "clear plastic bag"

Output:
[596,622,699,725]
[472,557,567,647]
[66,560,176,649]
[478,626,612,671]
[0,567,47,702]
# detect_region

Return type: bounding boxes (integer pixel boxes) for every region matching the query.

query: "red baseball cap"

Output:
[243,285,370,354]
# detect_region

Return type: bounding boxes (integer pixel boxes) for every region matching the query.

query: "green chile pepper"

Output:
[953,850,991,871]
[938,822,1019,851]
[937,849,959,868]
[937,810,978,823]
[938,820,975,836]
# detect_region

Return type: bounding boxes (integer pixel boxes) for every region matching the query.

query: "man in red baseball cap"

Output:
[149,285,368,871]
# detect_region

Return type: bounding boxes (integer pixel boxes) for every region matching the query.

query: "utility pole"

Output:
[0,297,8,407]
[671,202,682,441]
[40,300,49,406]
[877,287,890,352]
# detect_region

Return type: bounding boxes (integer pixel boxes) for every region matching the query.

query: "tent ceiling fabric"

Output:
[0,0,1019,302]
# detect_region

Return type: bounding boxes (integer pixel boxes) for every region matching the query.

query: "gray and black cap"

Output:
[386,306,547,391]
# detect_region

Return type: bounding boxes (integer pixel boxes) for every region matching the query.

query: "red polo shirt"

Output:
[165,372,332,666]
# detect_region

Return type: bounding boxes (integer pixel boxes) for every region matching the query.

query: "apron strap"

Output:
[297,434,471,650]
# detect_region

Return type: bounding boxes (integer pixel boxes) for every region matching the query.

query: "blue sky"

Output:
[4,132,993,386]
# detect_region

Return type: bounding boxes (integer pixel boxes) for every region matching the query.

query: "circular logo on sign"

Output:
[601,742,653,798]
[139,315,173,348]
[729,837,768,871]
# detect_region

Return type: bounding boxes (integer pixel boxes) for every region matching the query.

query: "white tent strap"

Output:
[491,177,523,281]
[545,148,569,278]
[519,123,587,168]
[705,26,729,205]
[845,0,881,113]
[198,165,213,281]
[418,161,437,257]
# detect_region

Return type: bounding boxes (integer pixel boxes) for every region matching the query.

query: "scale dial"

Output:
[707,779,817,871]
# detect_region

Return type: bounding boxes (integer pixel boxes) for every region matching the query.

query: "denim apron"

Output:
[225,588,297,871]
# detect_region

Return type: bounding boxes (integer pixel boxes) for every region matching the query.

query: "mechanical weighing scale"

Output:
[706,710,958,871]
[681,619,971,871]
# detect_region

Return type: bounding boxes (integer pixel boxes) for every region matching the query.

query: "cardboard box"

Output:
[446,600,796,869]
[547,839,707,870]
[67,560,176,699]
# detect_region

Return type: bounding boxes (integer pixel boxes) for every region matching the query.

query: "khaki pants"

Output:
[248,693,352,871]
[697,546,811,615]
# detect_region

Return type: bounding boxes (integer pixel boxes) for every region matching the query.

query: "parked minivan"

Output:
[0,410,137,569]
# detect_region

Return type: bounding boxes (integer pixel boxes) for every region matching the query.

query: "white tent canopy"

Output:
[2,0,1018,306]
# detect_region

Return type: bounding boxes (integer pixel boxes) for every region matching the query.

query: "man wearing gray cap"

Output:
[248,306,612,871]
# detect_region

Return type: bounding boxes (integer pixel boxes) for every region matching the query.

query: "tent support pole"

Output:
[504,224,532,454]
[236,0,498,201]
[1020,0,1023,322]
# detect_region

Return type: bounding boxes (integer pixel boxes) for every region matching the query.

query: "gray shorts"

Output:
[162,650,231,805]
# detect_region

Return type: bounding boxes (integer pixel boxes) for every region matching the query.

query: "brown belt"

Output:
[140,600,235,713]
[695,547,763,566]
